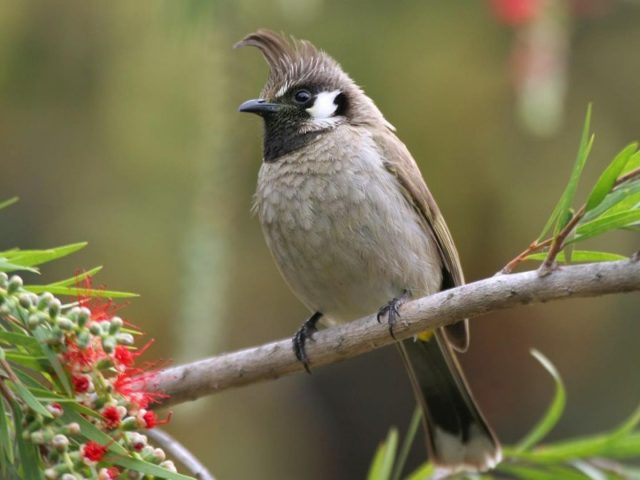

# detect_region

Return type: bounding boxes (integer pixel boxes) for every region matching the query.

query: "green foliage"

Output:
[505,106,639,272]
[0,199,190,479]
[369,352,640,480]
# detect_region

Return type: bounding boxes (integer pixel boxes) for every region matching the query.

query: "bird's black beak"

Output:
[238,98,282,115]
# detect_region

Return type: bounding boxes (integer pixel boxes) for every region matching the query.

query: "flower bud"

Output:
[37,292,54,310]
[109,316,123,334]
[44,468,58,480]
[65,422,81,435]
[7,275,23,294]
[28,313,43,328]
[76,330,91,349]
[77,307,91,327]
[89,322,102,336]
[153,448,166,462]
[48,298,61,318]
[116,333,134,346]
[52,434,69,451]
[160,460,177,473]
[18,293,33,309]
[0,272,8,288]
[102,336,116,354]
[56,317,74,331]
[61,475,77,480]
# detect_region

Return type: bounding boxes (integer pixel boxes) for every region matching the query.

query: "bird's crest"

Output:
[235,30,345,100]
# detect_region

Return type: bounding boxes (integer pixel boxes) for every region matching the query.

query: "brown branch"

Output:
[143,259,640,408]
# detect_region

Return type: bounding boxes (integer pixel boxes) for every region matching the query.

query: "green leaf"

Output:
[0,257,38,273]
[516,350,566,452]
[573,210,640,243]
[0,331,40,350]
[0,398,13,464]
[367,427,399,480]
[9,380,53,418]
[61,408,128,455]
[25,284,138,299]
[391,407,422,480]
[539,105,594,240]
[585,143,638,212]
[48,266,103,287]
[106,453,196,480]
[621,150,640,175]
[525,250,627,263]
[33,327,72,396]
[13,404,44,480]
[405,462,434,480]
[582,179,640,223]
[0,197,18,211]
[5,352,48,371]
[3,242,87,268]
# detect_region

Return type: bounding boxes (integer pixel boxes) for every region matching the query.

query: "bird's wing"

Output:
[373,128,469,351]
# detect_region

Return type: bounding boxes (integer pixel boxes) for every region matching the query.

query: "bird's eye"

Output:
[293,89,312,104]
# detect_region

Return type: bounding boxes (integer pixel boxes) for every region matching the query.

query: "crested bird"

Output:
[236,30,501,472]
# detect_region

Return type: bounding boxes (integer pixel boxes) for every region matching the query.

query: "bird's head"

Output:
[235,30,390,162]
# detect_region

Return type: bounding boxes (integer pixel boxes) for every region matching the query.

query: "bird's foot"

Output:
[377,290,409,339]
[292,311,323,374]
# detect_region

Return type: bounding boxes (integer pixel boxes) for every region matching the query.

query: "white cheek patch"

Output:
[306,90,341,119]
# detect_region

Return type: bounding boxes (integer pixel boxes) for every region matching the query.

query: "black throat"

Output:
[262,116,320,163]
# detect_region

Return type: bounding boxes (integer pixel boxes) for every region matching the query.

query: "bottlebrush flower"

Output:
[82,441,108,463]
[102,405,122,429]
[72,374,91,393]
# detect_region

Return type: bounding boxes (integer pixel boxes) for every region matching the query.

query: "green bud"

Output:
[160,460,177,473]
[18,293,33,309]
[76,330,91,349]
[102,336,116,354]
[52,434,69,451]
[109,316,123,334]
[121,416,139,431]
[89,322,101,336]
[77,307,91,327]
[64,422,81,436]
[0,304,10,316]
[116,333,134,346]
[0,272,8,288]
[56,317,74,331]
[37,292,54,310]
[7,275,22,294]
[96,358,113,370]
[28,313,43,328]
[48,298,61,318]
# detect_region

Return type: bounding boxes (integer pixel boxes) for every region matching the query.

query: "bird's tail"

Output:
[397,330,501,472]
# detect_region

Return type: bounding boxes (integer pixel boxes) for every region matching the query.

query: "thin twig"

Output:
[146,428,216,480]
[540,204,587,275]
[143,260,640,408]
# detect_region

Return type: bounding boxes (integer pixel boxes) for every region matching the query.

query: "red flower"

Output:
[72,374,90,393]
[490,0,542,25]
[82,441,107,462]
[64,339,103,371]
[102,406,121,429]
[104,467,120,479]
[140,409,171,429]
[113,340,153,369]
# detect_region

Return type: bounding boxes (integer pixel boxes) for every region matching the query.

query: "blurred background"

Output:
[1,0,639,478]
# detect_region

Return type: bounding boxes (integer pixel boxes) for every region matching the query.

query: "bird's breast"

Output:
[254,129,442,323]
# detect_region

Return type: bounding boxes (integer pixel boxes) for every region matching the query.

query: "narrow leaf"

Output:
[525,250,627,263]
[516,350,566,452]
[391,407,422,480]
[367,428,399,480]
[585,143,637,212]
[0,258,38,273]
[33,327,72,396]
[573,210,640,243]
[582,179,640,223]
[0,331,40,350]
[9,381,53,418]
[621,150,640,175]
[0,197,18,211]
[0,398,13,463]
[539,105,593,240]
[47,266,103,287]
[25,284,138,299]
[13,405,44,480]
[107,453,196,480]
[405,463,434,480]
[4,242,88,268]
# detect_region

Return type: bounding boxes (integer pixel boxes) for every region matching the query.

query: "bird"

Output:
[235,29,501,473]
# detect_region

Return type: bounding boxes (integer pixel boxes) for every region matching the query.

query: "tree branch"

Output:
[145,259,640,408]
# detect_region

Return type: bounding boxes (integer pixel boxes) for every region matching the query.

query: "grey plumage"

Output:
[237,30,501,472]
